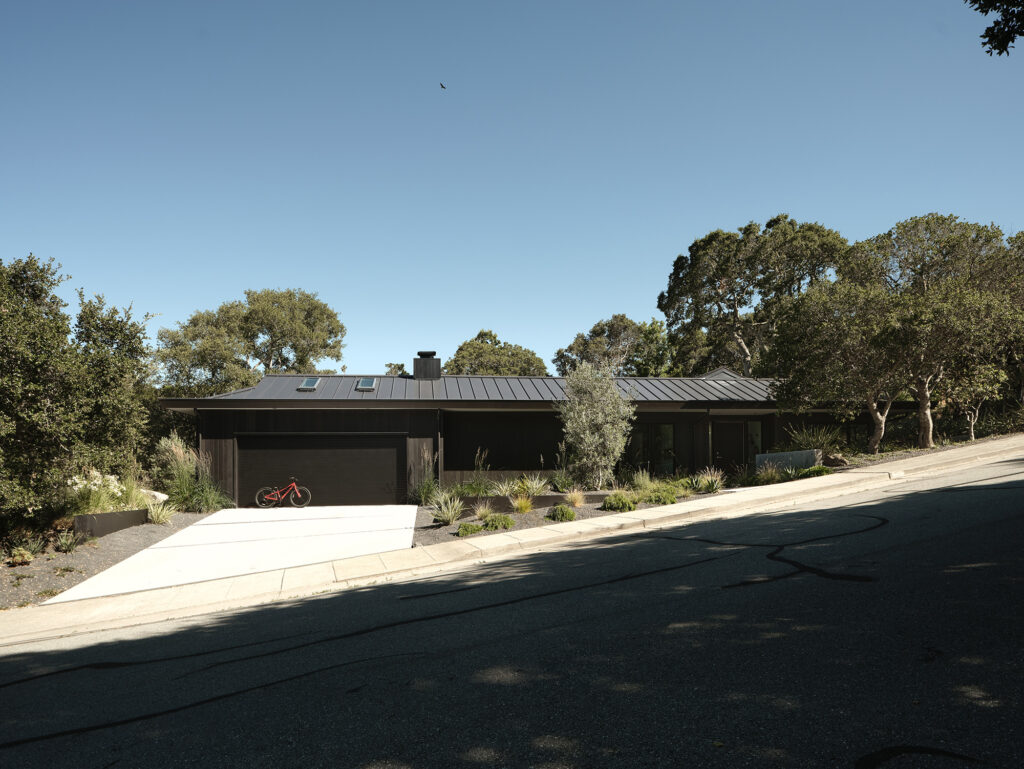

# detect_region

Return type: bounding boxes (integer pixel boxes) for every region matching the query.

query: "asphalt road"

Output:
[1,456,1022,768]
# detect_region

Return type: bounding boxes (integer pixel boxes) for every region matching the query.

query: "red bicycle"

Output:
[255,477,312,508]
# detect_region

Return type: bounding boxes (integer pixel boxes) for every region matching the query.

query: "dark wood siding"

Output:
[443,411,562,471]
[198,410,437,503]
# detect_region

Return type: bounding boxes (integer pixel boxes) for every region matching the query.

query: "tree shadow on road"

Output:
[1,462,1022,769]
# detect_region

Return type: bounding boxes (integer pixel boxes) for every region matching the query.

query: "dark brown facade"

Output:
[194,404,794,506]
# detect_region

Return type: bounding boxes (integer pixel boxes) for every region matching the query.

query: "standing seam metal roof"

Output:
[206,374,774,403]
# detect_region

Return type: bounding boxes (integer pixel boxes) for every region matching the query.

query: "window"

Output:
[355,377,377,392]
[297,377,320,391]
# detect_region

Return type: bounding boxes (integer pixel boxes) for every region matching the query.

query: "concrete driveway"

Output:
[46,505,417,603]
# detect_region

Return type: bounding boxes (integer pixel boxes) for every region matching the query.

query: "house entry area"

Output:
[711,420,763,471]
[236,434,406,506]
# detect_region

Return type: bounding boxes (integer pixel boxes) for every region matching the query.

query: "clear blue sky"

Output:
[3,1,1021,375]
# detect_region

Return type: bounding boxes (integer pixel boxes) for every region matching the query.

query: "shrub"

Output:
[147,502,176,525]
[458,478,493,497]
[511,495,533,514]
[53,528,80,553]
[644,485,679,506]
[518,473,549,498]
[483,514,515,531]
[9,547,33,566]
[474,500,495,522]
[564,488,585,508]
[431,490,466,525]
[798,465,833,478]
[489,477,520,500]
[601,492,637,512]
[547,504,576,522]
[694,467,725,493]
[755,462,784,485]
[556,362,636,489]
[457,523,483,537]
[163,450,232,514]
[150,433,195,493]
[410,477,439,506]
[673,476,697,491]
[628,468,655,493]
[549,469,573,493]
[783,424,845,455]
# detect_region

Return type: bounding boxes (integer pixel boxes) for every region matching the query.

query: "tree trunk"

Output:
[732,329,752,377]
[915,378,934,449]
[967,407,978,442]
[866,398,891,454]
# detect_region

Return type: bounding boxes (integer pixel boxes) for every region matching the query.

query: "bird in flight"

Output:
[440,82,446,90]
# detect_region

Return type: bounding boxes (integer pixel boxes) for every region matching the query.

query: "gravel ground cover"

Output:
[412,494,713,547]
[0,512,210,610]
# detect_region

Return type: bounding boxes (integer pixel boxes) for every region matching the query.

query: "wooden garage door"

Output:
[237,435,405,507]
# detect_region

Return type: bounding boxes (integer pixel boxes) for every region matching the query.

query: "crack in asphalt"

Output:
[0,631,317,691]
[659,514,889,588]
[853,744,989,767]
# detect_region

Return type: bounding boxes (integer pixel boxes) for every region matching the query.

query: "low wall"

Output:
[756,449,822,471]
[73,509,149,539]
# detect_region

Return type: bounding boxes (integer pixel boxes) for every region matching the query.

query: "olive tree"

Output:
[555,362,635,489]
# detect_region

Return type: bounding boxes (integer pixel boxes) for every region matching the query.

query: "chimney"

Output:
[413,350,441,380]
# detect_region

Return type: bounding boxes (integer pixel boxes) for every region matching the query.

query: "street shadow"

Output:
[1,462,1022,768]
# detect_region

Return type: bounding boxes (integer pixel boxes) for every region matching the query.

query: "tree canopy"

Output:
[657,215,847,377]
[553,315,671,377]
[155,289,346,396]
[1,256,151,523]
[965,1,1024,55]
[443,330,547,376]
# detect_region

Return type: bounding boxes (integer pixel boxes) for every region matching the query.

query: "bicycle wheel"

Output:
[290,486,312,507]
[255,487,276,508]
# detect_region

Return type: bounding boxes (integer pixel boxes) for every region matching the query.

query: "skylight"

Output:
[297,377,321,392]
[355,377,377,392]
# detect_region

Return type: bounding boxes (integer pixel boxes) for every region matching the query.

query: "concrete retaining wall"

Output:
[756,449,822,470]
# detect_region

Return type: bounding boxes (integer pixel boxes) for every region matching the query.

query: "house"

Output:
[159,352,863,506]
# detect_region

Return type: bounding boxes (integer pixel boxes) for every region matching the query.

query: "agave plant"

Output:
[518,473,549,498]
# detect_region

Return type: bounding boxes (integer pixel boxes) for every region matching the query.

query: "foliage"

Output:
[8,547,33,566]
[600,492,637,512]
[146,502,176,525]
[842,214,1013,449]
[430,489,466,525]
[940,362,1008,440]
[510,495,533,514]
[965,1,1024,55]
[693,467,725,493]
[54,528,81,553]
[160,446,232,513]
[483,514,515,531]
[385,362,408,376]
[658,215,848,377]
[553,315,671,377]
[1,256,83,525]
[473,501,495,521]
[155,288,346,397]
[488,477,520,500]
[457,523,484,537]
[755,462,784,485]
[627,468,655,493]
[798,466,833,478]
[548,443,574,492]
[547,504,576,522]
[72,293,152,475]
[556,362,636,489]
[518,474,549,498]
[644,485,679,506]
[783,424,846,455]
[443,330,547,376]
[767,281,904,453]
[563,488,585,508]
[409,447,439,505]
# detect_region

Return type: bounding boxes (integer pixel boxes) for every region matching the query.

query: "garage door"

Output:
[237,435,406,506]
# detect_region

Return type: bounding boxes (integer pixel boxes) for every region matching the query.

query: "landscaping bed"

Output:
[0,512,210,610]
